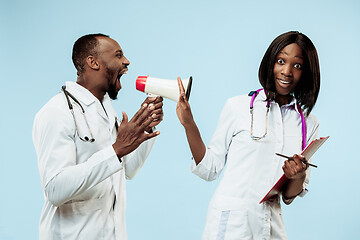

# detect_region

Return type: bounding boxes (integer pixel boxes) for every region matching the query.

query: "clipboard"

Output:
[259,136,330,204]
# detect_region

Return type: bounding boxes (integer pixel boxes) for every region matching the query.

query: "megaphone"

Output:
[136,75,193,102]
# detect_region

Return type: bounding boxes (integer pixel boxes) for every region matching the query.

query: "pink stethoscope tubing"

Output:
[250,88,307,150]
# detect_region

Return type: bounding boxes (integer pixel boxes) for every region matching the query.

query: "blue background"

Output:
[1,0,359,239]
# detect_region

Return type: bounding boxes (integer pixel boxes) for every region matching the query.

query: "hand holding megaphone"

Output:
[136,75,193,102]
[175,77,206,163]
[176,77,195,128]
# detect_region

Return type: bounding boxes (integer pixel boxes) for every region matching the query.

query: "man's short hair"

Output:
[72,33,109,74]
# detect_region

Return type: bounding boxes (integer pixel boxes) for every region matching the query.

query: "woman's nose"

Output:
[281,64,292,77]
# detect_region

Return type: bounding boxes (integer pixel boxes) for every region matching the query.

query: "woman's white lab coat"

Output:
[191,91,319,240]
[33,82,156,240]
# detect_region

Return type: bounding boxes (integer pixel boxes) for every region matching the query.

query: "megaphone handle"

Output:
[147,93,158,107]
[148,93,160,98]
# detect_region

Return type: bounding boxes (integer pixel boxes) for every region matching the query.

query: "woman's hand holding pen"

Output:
[281,154,309,200]
[282,154,308,180]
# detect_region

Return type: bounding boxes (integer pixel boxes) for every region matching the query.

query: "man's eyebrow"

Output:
[115,50,123,55]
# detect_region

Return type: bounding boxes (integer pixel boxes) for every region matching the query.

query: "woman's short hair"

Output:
[258,31,320,116]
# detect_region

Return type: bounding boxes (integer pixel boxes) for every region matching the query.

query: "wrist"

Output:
[289,173,306,182]
[112,143,125,159]
[183,118,196,129]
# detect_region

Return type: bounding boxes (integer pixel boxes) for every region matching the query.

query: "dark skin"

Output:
[274,43,307,199]
[77,36,163,159]
[176,44,310,200]
[282,154,307,199]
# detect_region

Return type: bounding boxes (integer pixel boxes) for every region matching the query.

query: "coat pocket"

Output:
[204,195,251,240]
[58,197,109,239]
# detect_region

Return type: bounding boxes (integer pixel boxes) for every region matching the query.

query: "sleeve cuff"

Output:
[93,145,123,172]
[190,148,209,173]
[282,188,308,205]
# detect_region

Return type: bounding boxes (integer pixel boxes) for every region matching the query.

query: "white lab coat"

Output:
[191,91,319,240]
[33,81,156,240]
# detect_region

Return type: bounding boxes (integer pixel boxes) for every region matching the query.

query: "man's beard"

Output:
[108,82,118,100]
[106,66,119,100]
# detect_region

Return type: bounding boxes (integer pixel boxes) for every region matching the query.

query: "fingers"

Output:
[131,102,148,122]
[177,77,189,103]
[143,130,160,141]
[293,154,308,170]
[113,96,164,158]
[121,112,128,124]
[133,98,157,120]
[122,95,163,135]
[143,96,157,105]
[177,77,185,94]
[283,154,307,179]
[151,96,163,104]
[150,109,163,120]
[142,97,163,113]
[135,107,154,130]
[145,97,164,122]
[148,117,163,129]
[283,160,298,177]
[177,77,188,104]
[142,96,163,108]
[142,106,162,128]
[150,99,164,111]
[117,112,129,132]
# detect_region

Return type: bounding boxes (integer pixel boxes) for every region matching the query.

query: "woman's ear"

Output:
[85,56,100,70]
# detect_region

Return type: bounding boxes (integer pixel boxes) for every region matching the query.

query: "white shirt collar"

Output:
[65,81,98,106]
[256,90,301,114]
[280,96,302,114]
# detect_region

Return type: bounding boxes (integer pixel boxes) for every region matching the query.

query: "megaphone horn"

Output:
[136,76,193,102]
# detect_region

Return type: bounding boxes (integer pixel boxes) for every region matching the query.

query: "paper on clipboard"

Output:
[259,136,330,204]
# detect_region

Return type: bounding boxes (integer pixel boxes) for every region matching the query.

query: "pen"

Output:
[275,153,318,168]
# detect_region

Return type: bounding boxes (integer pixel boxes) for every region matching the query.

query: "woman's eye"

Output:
[277,59,284,64]
[294,63,302,69]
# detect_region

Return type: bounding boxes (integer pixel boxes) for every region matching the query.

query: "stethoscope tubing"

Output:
[250,88,307,150]
[62,86,95,142]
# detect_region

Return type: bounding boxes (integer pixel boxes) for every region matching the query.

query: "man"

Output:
[32,33,163,240]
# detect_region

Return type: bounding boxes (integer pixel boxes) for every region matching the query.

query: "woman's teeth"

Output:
[279,79,291,84]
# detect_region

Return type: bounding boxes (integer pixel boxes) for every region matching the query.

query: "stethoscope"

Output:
[249,88,307,150]
[62,86,121,143]
[62,86,96,142]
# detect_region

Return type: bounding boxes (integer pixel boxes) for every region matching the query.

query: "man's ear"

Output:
[85,56,100,70]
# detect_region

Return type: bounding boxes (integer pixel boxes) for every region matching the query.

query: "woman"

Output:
[176,31,320,239]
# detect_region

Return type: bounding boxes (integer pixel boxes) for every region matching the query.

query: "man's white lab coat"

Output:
[33,81,156,240]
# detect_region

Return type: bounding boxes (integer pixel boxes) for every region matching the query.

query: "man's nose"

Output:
[123,57,130,66]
